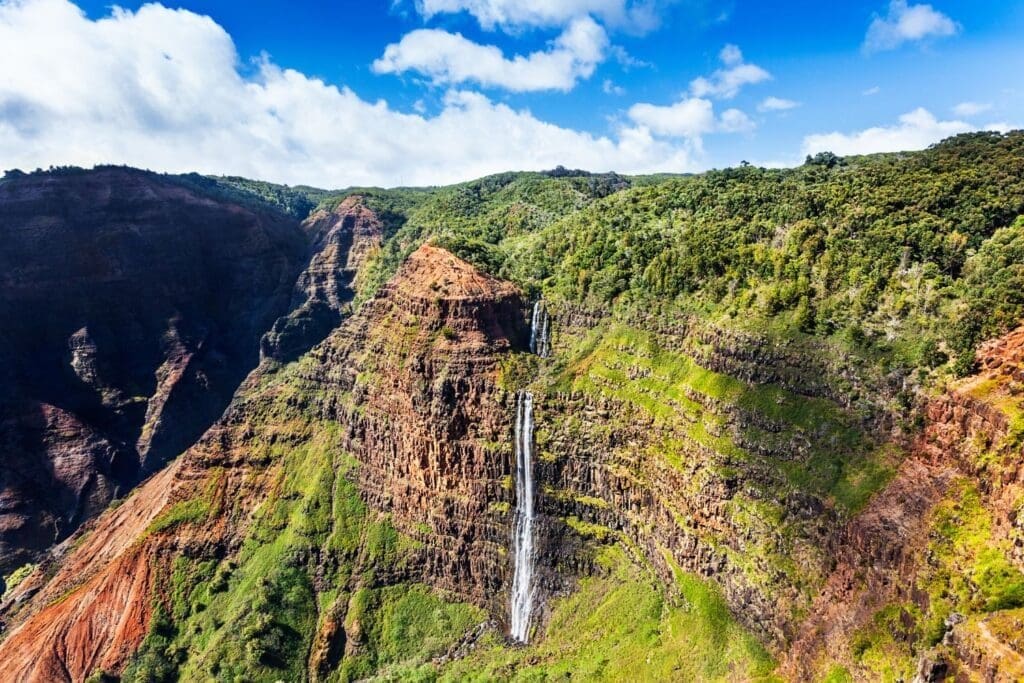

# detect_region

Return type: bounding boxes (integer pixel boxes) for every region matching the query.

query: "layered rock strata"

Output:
[0,168,308,572]
[0,244,527,680]
[262,195,383,362]
[305,244,527,609]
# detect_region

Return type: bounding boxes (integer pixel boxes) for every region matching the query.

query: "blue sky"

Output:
[1,0,1022,186]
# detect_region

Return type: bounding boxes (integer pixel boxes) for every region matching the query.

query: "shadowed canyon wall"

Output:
[0,172,383,576]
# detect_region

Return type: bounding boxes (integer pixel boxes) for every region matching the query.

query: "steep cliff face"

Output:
[0,244,526,682]
[0,244,927,681]
[914,328,1024,680]
[2,169,1022,682]
[510,302,893,650]
[261,195,384,362]
[783,324,1024,681]
[0,168,312,573]
[306,244,527,609]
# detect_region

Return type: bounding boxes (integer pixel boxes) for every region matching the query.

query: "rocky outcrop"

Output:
[781,458,955,679]
[261,195,383,362]
[307,244,527,610]
[0,244,527,680]
[0,172,399,576]
[783,323,1024,680]
[0,167,311,573]
[918,327,1024,489]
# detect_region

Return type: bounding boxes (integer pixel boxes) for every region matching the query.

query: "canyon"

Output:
[1,133,1023,682]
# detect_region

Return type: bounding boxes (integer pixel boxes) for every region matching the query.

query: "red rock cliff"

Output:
[306,243,527,607]
[0,243,527,681]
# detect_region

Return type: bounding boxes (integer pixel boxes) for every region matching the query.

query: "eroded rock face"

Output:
[781,458,955,679]
[3,217,1023,682]
[0,244,527,681]
[261,195,384,362]
[0,168,309,572]
[307,244,527,610]
[783,323,1024,680]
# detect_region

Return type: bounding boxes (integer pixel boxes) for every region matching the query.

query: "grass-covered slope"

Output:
[117,368,485,683]
[110,250,782,682]
[436,546,777,683]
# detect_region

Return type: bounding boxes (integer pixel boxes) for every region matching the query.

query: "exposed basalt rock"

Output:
[0,168,310,573]
[0,244,527,680]
[784,324,1024,680]
[530,389,835,646]
[911,651,950,683]
[262,195,383,362]
[781,458,956,679]
[946,611,1024,681]
[306,244,528,611]
[0,401,122,555]
[916,328,1024,565]
[308,599,348,681]
[516,302,889,646]
[918,366,1019,489]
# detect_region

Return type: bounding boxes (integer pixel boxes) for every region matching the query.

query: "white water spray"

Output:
[509,390,536,642]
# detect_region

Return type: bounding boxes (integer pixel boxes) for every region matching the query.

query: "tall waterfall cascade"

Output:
[529,300,551,358]
[509,390,536,642]
[509,300,550,643]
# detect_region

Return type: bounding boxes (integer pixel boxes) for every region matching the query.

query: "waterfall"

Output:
[509,390,536,643]
[509,300,549,642]
[529,300,550,358]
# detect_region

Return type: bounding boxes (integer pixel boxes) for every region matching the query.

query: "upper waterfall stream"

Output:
[529,300,550,358]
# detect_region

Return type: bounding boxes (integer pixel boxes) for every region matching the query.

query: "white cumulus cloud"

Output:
[372,16,608,92]
[801,108,1006,157]
[758,96,799,112]
[718,108,756,133]
[952,101,992,117]
[627,97,754,138]
[0,0,709,187]
[628,98,715,137]
[413,0,671,34]
[690,44,771,99]
[863,1,959,54]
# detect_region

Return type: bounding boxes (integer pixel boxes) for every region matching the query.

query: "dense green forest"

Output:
[338,132,1024,384]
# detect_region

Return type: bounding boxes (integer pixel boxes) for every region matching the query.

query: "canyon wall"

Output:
[0,243,527,681]
[0,168,309,573]
[0,173,390,579]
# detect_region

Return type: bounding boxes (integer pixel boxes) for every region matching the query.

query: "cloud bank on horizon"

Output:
[0,0,1016,187]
